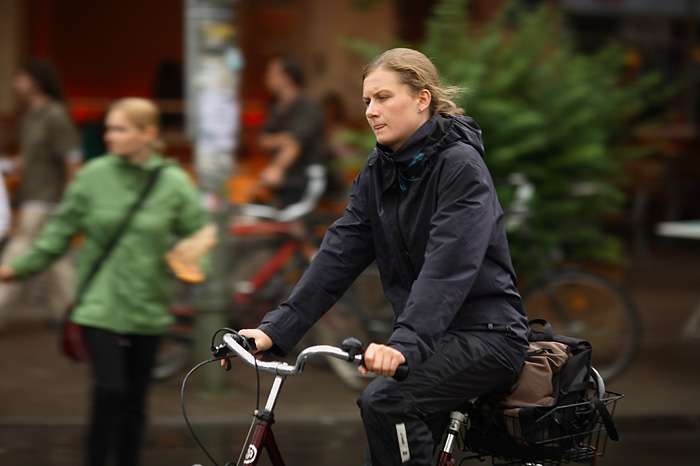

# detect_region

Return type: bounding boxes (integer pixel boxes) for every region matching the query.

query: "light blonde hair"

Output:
[363,48,465,116]
[108,97,166,153]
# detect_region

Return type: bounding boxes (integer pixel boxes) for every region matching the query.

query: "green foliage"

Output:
[347,0,662,270]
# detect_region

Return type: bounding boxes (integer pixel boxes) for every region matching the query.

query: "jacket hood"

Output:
[433,114,484,158]
[426,115,484,157]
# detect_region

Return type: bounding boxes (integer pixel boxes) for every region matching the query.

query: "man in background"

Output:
[258,57,323,208]
[0,60,81,332]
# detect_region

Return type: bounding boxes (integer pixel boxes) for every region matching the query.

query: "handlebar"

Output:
[218,332,409,381]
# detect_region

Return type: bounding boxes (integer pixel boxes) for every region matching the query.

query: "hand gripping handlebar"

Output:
[217,332,409,381]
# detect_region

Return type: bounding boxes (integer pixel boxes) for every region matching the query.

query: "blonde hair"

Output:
[363,48,465,116]
[108,97,166,153]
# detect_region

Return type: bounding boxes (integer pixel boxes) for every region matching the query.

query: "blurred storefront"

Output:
[563,0,700,223]
[0,0,506,162]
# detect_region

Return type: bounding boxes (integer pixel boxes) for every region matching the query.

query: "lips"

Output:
[373,124,386,131]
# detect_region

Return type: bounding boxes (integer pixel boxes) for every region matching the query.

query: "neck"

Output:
[278,86,300,106]
[28,93,51,111]
[124,148,152,165]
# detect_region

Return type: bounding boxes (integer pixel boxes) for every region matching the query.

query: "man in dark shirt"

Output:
[258,57,323,207]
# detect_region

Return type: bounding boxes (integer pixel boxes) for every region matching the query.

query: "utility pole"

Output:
[184,0,242,392]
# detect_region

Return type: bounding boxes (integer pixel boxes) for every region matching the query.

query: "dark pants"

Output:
[357,332,520,466]
[83,327,160,466]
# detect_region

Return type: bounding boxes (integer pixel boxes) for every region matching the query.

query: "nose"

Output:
[365,101,378,120]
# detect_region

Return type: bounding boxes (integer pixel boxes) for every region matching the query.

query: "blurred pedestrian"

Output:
[258,56,324,207]
[0,98,210,466]
[0,60,81,330]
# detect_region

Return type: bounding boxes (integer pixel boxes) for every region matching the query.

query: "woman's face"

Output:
[104,109,155,157]
[363,68,431,152]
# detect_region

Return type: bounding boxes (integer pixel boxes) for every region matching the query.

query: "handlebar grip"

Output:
[393,364,409,381]
[230,332,257,352]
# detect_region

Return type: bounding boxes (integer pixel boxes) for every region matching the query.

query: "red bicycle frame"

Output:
[229,219,317,304]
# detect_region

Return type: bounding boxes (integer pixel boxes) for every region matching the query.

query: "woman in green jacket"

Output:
[0,98,210,466]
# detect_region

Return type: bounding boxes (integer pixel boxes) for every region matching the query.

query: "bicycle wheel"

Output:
[523,271,640,382]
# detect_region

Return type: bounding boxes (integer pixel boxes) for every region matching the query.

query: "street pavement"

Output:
[1,242,700,465]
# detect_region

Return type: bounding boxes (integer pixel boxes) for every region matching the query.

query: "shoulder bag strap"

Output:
[75,166,166,303]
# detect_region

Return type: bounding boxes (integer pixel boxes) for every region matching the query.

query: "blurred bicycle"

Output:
[505,174,641,382]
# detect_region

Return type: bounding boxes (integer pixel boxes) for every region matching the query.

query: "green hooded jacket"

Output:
[11,154,209,335]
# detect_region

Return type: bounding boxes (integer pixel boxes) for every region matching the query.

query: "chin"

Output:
[375,136,393,148]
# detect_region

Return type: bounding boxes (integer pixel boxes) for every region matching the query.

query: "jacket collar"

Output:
[111,152,167,171]
[376,115,441,166]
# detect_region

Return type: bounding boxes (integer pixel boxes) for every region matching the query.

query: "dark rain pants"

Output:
[84,326,161,466]
[358,331,520,466]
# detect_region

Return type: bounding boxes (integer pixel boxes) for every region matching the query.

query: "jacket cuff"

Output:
[258,318,293,357]
[387,327,425,369]
[386,341,422,370]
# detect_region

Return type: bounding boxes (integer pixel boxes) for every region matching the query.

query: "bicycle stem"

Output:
[264,375,286,413]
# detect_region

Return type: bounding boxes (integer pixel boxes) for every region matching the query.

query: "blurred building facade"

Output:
[0,0,698,222]
[0,0,506,160]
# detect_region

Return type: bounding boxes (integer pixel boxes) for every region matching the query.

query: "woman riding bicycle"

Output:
[240,48,529,465]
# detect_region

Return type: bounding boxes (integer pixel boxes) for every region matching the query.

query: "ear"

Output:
[418,89,432,112]
[142,124,158,142]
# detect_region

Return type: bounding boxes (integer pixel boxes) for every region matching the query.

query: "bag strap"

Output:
[528,318,554,340]
[75,166,166,303]
[382,185,417,280]
[591,397,620,441]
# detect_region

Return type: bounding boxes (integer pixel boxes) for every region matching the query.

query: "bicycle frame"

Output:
[437,411,467,466]
[222,333,364,466]
[238,377,287,466]
[239,377,464,466]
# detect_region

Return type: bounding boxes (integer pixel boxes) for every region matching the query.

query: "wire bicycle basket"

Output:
[461,391,623,466]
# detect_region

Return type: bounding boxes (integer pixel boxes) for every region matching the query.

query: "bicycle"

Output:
[505,174,642,382]
[521,268,640,383]
[182,330,622,466]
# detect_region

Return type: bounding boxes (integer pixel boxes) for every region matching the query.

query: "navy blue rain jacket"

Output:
[259,114,529,369]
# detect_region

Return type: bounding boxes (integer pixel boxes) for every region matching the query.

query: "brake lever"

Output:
[211,334,260,372]
[211,343,233,371]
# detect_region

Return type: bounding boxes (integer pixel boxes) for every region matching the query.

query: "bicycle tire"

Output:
[522,270,640,382]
